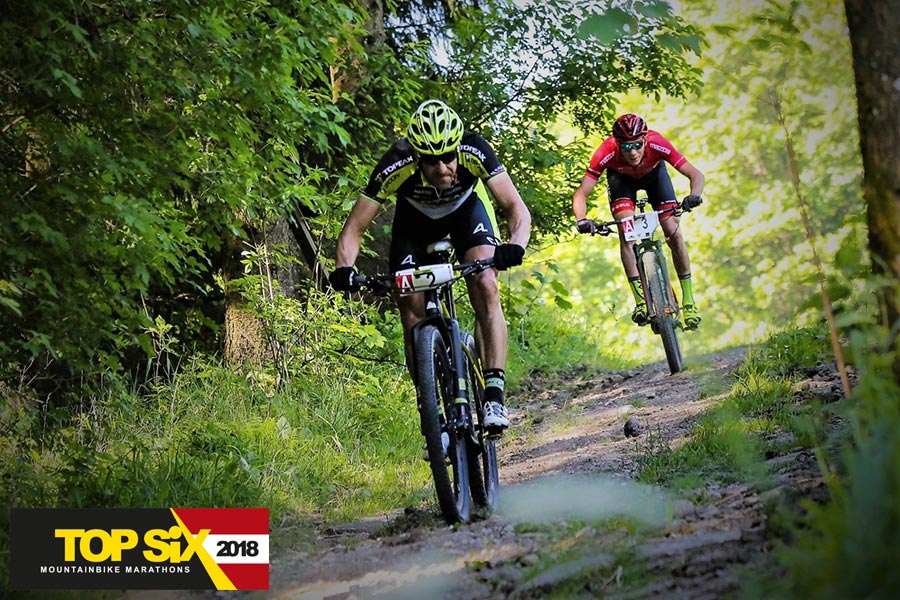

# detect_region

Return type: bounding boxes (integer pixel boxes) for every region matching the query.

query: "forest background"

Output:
[2,0,898,597]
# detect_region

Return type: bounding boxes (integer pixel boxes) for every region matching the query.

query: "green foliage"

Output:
[1,0,378,386]
[759,321,900,599]
[498,260,636,382]
[677,0,865,342]
[0,289,429,589]
[538,0,865,363]
[739,327,831,377]
[2,0,710,396]
[379,0,706,238]
[636,408,767,490]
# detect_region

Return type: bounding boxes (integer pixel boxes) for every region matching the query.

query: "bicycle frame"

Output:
[353,240,499,522]
[633,228,679,326]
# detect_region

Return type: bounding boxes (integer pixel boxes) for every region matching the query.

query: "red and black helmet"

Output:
[612,114,648,141]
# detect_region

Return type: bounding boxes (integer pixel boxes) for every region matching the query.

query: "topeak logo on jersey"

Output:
[459,144,486,162]
[599,152,615,166]
[473,222,488,234]
[380,156,414,177]
[649,143,670,155]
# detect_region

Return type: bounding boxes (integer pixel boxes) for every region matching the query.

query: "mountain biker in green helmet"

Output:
[330,99,532,432]
[571,113,705,330]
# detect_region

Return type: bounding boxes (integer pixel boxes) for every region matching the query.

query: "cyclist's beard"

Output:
[427,170,456,190]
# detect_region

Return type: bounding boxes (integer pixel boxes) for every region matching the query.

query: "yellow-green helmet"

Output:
[406,99,464,155]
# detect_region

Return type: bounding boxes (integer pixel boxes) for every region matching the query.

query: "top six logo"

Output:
[10,508,269,591]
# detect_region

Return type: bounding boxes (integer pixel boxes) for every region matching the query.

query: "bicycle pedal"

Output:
[484,428,505,440]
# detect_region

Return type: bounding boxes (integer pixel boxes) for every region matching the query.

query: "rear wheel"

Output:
[643,251,683,374]
[462,333,499,513]
[415,324,471,524]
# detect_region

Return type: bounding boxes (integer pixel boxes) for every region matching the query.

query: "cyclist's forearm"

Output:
[679,161,705,197]
[336,197,379,266]
[488,173,531,248]
[335,235,361,268]
[572,176,596,220]
[507,206,532,248]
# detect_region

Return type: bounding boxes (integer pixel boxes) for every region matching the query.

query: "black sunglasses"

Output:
[420,151,458,166]
[620,140,644,152]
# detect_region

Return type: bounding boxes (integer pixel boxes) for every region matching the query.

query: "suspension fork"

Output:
[409,313,471,432]
[634,239,664,318]
[633,240,651,310]
[637,239,677,319]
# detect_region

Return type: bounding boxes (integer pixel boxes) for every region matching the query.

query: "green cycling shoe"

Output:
[683,304,702,330]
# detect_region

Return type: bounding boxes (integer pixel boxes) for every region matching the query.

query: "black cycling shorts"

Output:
[606,162,678,215]
[389,186,499,270]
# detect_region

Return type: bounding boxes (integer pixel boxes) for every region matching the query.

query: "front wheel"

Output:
[415,324,472,524]
[642,251,684,374]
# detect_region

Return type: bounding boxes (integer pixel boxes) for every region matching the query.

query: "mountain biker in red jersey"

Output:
[571,113,705,330]
[330,99,532,432]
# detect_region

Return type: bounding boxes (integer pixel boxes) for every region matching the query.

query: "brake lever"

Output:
[369,280,392,297]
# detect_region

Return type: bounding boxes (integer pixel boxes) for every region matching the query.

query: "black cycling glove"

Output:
[576,218,597,234]
[329,266,360,292]
[493,244,525,271]
[682,195,703,211]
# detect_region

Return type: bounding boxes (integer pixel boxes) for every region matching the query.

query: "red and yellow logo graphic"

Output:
[10,508,268,590]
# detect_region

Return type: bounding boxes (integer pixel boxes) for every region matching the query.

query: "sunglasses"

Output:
[620,140,644,152]
[420,151,458,166]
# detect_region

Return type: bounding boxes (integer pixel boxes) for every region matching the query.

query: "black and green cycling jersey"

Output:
[362,131,506,220]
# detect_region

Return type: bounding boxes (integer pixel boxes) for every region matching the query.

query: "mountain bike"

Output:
[591,199,686,374]
[354,241,500,524]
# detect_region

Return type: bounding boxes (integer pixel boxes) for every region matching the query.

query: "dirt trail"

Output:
[127,347,835,599]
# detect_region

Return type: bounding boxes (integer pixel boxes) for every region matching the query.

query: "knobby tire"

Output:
[643,251,684,374]
[462,333,500,513]
[415,324,472,524]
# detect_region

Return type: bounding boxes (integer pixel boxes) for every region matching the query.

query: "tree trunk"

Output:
[222,219,298,368]
[224,303,269,367]
[844,0,900,381]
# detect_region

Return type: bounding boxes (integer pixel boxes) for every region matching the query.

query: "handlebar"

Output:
[352,258,496,295]
[581,200,687,237]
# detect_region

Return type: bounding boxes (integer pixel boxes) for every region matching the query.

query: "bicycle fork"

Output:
[410,316,473,441]
[447,319,474,435]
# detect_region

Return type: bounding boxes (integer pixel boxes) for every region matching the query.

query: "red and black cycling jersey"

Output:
[362,131,506,220]
[583,130,687,181]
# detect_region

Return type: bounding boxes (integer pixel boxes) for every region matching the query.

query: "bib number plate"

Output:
[622,212,659,242]
[394,263,455,295]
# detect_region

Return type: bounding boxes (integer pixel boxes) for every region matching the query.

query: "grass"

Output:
[633,327,832,490]
[7,295,885,599]
[0,288,618,592]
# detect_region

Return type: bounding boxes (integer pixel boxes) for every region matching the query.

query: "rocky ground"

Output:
[127,346,843,600]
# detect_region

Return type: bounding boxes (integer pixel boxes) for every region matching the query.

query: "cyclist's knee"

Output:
[470,267,499,296]
[397,301,424,331]
[663,221,684,243]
